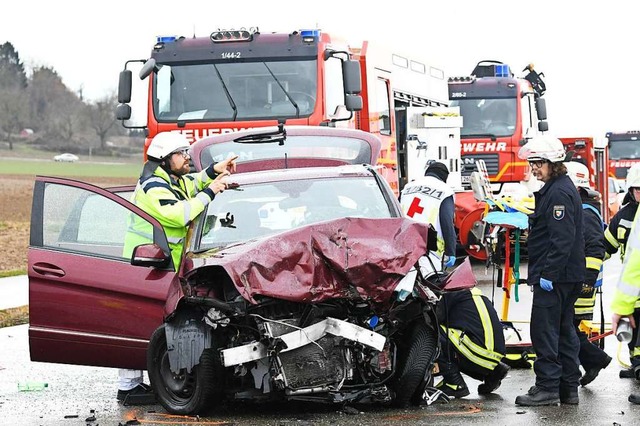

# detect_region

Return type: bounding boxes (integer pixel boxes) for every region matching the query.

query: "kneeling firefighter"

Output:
[436,287,510,397]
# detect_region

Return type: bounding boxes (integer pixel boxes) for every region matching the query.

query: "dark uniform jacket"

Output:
[436,289,506,353]
[528,174,585,285]
[604,197,638,260]
[581,193,605,287]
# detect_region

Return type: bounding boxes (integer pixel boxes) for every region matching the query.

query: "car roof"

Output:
[190,126,382,172]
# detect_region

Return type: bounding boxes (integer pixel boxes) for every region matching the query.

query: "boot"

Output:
[580,355,612,386]
[620,367,635,379]
[515,386,560,406]
[435,362,470,398]
[629,392,640,404]
[560,386,579,405]
[478,362,510,395]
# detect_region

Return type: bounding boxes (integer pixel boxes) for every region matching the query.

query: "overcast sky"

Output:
[3,1,638,139]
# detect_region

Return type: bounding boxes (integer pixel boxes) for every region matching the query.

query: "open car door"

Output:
[28,176,177,369]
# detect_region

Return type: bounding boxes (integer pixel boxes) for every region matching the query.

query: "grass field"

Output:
[0,158,141,179]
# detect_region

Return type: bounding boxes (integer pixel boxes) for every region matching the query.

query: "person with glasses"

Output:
[119,131,237,404]
[605,163,640,381]
[515,136,585,407]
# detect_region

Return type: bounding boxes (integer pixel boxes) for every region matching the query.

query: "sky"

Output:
[2,1,639,140]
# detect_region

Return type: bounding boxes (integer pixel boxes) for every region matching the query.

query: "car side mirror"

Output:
[131,243,171,268]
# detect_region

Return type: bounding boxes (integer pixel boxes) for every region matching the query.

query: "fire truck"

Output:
[606,131,640,185]
[116,28,463,189]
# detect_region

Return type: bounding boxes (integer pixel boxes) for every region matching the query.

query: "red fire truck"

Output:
[606,131,640,185]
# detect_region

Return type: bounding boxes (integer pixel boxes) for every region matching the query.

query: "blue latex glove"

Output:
[594,278,603,288]
[444,255,456,268]
[540,278,553,291]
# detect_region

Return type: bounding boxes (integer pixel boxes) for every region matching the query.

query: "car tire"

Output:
[147,324,222,415]
[391,320,438,408]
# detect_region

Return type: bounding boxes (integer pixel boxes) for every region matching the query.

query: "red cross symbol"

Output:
[406,197,424,217]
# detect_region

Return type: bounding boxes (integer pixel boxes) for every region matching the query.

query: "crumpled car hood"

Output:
[189,217,429,308]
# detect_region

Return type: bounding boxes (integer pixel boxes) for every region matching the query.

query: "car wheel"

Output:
[147,324,222,415]
[391,320,438,407]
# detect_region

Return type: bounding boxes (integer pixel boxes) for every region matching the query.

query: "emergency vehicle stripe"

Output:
[441,327,502,369]
[182,201,192,223]
[586,257,603,270]
[470,288,494,351]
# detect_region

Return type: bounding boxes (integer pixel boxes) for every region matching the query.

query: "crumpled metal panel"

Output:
[192,217,429,308]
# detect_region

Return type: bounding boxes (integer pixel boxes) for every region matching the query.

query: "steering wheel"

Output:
[288,91,316,106]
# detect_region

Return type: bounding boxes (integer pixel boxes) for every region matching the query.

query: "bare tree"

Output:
[0,87,29,149]
[87,93,118,150]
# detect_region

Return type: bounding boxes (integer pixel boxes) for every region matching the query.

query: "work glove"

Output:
[540,277,553,291]
[444,255,456,268]
[585,269,600,288]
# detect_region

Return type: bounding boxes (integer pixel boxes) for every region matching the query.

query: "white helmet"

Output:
[564,161,590,188]
[518,135,566,163]
[147,132,190,160]
[626,164,640,189]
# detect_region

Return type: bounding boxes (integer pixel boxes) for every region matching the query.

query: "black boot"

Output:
[478,362,510,395]
[515,386,560,406]
[580,355,612,386]
[560,386,579,405]
[436,362,470,398]
[620,367,635,378]
[629,392,640,404]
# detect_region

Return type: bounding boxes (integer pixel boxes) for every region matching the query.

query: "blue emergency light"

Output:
[494,64,510,77]
[300,29,320,43]
[156,36,177,44]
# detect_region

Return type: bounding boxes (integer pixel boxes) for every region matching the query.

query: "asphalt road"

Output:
[1,258,639,425]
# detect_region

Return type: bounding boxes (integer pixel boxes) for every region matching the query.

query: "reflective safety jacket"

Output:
[574,196,605,319]
[400,175,455,258]
[123,164,218,269]
[611,206,640,316]
[527,174,585,285]
[437,287,506,370]
[604,199,638,262]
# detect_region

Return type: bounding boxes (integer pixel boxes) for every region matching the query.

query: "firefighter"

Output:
[605,164,640,378]
[436,287,509,398]
[564,161,611,386]
[611,203,640,404]
[515,136,585,406]
[400,161,456,269]
[118,132,237,404]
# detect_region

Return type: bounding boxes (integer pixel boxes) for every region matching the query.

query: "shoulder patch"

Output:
[553,205,565,220]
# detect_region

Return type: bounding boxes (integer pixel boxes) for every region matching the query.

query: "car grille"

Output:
[461,154,500,176]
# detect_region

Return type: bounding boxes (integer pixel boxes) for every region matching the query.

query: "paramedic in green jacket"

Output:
[118,131,237,404]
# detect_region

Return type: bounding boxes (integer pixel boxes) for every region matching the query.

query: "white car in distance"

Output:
[54,153,79,162]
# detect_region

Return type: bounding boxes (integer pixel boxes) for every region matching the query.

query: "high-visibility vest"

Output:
[575,203,604,317]
[612,206,640,315]
[123,164,217,269]
[400,175,454,258]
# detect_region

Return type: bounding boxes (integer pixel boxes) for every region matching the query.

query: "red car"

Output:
[28,126,469,414]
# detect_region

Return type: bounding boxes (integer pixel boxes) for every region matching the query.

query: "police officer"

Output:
[400,161,456,269]
[564,161,611,386]
[606,164,640,378]
[436,287,509,398]
[515,136,585,406]
[118,132,237,403]
[611,203,640,404]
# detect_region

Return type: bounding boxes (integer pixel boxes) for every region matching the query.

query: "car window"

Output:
[42,183,151,259]
[198,176,393,249]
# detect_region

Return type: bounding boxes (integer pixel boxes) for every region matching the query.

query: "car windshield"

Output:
[197,176,393,250]
[609,139,640,160]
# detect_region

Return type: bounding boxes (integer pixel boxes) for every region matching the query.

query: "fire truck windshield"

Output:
[609,139,640,160]
[153,59,317,122]
[450,98,516,138]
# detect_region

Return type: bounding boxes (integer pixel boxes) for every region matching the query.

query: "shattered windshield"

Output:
[451,98,516,137]
[197,176,393,249]
[154,59,317,122]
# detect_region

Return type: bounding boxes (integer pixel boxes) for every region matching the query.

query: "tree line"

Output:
[0,41,141,156]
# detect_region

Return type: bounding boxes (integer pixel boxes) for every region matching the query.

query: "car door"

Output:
[28,176,178,370]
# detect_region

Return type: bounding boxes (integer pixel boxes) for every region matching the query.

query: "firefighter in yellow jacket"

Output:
[612,203,640,405]
[118,131,236,404]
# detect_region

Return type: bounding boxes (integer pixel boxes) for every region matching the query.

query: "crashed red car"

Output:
[28,126,474,414]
